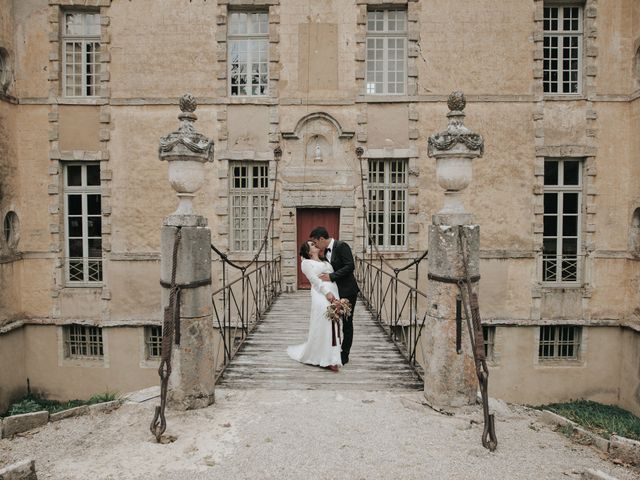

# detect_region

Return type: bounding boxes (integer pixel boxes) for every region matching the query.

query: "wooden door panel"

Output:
[296,208,340,289]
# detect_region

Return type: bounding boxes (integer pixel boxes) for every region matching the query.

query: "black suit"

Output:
[328,239,359,364]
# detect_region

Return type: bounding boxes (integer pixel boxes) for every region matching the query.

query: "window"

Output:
[366,9,407,95]
[230,162,270,252]
[0,47,10,92]
[64,163,102,284]
[64,324,104,358]
[3,211,19,250]
[483,326,495,361]
[145,326,162,360]
[539,325,581,361]
[543,5,582,94]
[542,159,582,283]
[62,11,101,97]
[368,159,408,250]
[228,11,268,96]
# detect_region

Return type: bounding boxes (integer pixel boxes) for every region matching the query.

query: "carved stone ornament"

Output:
[427,91,484,158]
[159,93,214,162]
[159,94,215,217]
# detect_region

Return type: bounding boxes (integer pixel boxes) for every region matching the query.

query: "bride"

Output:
[287,240,342,372]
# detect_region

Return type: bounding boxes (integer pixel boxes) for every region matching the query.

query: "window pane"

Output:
[68,217,83,237]
[67,166,82,186]
[544,193,558,214]
[564,193,579,214]
[86,165,100,185]
[544,161,558,185]
[543,215,557,236]
[563,161,580,185]
[68,194,82,215]
[87,194,101,215]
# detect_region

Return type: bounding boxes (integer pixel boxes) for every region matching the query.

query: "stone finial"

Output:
[159,93,214,163]
[427,91,483,158]
[159,94,215,219]
[179,93,197,113]
[427,91,484,220]
[447,91,466,112]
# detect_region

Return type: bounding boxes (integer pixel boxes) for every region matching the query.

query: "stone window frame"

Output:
[541,158,584,285]
[57,324,109,368]
[227,10,270,97]
[359,148,419,254]
[532,146,596,294]
[60,10,102,98]
[534,0,597,100]
[62,162,103,286]
[365,8,408,96]
[542,3,584,95]
[536,325,583,363]
[355,0,420,101]
[229,160,271,253]
[366,157,409,251]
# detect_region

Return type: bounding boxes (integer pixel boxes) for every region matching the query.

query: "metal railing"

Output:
[355,252,428,378]
[211,256,282,378]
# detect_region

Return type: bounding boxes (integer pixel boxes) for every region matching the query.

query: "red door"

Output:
[296,208,340,289]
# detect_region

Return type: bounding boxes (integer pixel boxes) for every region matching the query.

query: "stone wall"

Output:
[0,0,639,411]
[619,327,640,415]
[0,327,26,413]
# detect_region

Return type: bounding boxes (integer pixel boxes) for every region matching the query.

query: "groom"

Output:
[309,226,359,365]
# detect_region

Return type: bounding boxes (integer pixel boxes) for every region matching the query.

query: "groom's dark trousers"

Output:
[328,240,360,365]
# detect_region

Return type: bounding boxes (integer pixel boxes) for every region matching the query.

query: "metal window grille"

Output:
[367,159,408,250]
[543,5,582,94]
[145,326,162,360]
[542,159,582,284]
[482,326,495,361]
[228,12,269,96]
[64,163,102,284]
[230,161,270,252]
[539,325,581,360]
[366,9,407,95]
[64,324,104,358]
[62,12,101,97]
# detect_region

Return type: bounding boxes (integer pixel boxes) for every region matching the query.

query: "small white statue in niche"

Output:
[308,134,328,163]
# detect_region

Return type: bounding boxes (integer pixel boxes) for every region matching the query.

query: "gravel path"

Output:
[1,388,638,480]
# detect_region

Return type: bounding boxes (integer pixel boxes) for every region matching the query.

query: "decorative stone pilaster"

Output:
[423,92,484,408]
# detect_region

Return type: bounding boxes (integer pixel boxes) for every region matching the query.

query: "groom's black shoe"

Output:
[341,354,349,365]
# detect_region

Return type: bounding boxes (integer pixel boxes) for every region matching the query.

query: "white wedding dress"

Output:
[287,259,342,367]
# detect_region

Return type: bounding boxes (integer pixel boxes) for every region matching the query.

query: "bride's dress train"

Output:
[287,259,342,367]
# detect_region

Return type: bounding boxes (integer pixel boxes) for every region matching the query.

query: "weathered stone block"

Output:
[1,411,49,438]
[49,405,89,422]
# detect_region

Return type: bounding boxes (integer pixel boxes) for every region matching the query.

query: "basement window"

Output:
[64,324,104,358]
[538,325,581,361]
[482,326,495,361]
[145,326,162,360]
[3,211,19,250]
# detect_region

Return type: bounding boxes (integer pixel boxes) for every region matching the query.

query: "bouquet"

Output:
[326,298,352,323]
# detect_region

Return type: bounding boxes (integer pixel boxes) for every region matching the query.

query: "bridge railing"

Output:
[355,254,428,377]
[211,256,282,378]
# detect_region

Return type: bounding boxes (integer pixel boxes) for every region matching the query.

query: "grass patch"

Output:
[2,391,118,418]
[539,400,640,442]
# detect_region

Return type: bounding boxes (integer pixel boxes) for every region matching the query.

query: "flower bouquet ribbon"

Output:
[326,299,352,347]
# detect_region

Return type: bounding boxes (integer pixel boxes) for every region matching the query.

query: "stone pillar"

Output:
[423,92,484,409]
[158,94,216,410]
[423,220,479,408]
[161,217,215,410]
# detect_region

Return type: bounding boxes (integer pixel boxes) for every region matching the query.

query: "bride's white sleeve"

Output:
[301,260,332,296]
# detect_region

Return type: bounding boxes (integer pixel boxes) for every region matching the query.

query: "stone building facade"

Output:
[0,0,639,415]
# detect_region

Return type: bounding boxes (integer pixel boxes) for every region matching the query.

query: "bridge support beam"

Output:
[423,217,478,408]
[161,217,216,410]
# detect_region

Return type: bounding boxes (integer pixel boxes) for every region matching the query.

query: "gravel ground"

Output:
[1,387,638,480]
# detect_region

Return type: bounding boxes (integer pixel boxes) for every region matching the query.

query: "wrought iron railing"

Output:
[211,255,281,378]
[355,252,428,378]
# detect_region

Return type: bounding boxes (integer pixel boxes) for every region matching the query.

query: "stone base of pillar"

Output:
[423,221,479,409]
[168,317,216,411]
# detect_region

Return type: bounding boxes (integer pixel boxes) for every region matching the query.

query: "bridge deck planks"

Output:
[217,292,423,391]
